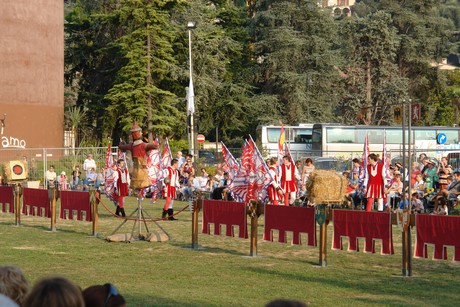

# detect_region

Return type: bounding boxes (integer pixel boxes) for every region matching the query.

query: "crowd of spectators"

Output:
[0,265,126,307]
[344,153,460,214]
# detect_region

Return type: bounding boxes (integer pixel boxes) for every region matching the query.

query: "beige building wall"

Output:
[0,0,64,149]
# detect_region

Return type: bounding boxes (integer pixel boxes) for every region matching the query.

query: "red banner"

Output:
[202,200,248,239]
[0,186,14,213]
[332,210,394,255]
[264,205,316,246]
[60,190,92,222]
[415,214,460,261]
[22,188,50,217]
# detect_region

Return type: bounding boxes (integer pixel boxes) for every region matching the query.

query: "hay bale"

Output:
[143,231,169,242]
[106,233,133,243]
[305,170,347,204]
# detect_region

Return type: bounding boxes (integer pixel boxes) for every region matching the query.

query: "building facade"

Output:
[0,0,64,150]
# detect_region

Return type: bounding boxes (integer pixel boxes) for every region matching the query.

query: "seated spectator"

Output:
[386,173,403,209]
[181,173,194,201]
[59,172,68,191]
[423,159,438,189]
[96,170,105,190]
[412,173,425,196]
[23,276,84,307]
[83,167,97,190]
[345,172,359,208]
[433,199,449,216]
[398,192,409,210]
[82,283,126,307]
[0,265,30,306]
[198,168,209,191]
[433,172,460,211]
[71,166,81,190]
[411,192,424,213]
[211,172,232,201]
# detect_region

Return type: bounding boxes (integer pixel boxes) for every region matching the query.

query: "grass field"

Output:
[1,196,459,306]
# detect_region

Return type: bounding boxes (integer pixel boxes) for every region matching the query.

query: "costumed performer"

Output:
[364,153,387,212]
[118,120,158,192]
[280,155,300,206]
[114,159,130,217]
[267,157,283,205]
[162,158,180,220]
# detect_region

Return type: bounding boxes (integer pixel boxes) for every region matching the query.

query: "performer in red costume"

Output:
[162,159,180,220]
[280,155,299,206]
[267,157,283,205]
[118,120,158,192]
[115,159,130,217]
[364,153,387,211]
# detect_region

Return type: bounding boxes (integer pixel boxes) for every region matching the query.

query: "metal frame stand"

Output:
[111,196,169,241]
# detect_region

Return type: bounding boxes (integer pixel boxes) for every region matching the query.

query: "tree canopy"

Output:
[64,0,460,145]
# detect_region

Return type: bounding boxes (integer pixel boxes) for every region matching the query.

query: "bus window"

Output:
[326,128,355,143]
[312,126,323,150]
[437,130,459,144]
[367,129,384,143]
[414,129,436,142]
[267,127,281,143]
[295,134,312,144]
[386,129,402,144]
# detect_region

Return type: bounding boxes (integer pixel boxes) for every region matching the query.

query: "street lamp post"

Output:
[187,21,196,159]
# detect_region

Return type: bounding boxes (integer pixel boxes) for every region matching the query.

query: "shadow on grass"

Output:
[0,219,93,236]
[240,265,459,306]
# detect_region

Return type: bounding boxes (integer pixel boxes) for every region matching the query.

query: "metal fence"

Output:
[2,146,460,186]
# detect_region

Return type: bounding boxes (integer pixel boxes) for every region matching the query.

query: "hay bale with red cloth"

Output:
[305,170,347,204]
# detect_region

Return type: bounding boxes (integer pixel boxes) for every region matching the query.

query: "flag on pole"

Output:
[249,135,274,202]
[221,141,239,181]
[162,138,172,168]
[362,134,369,179]
[382,130,391,182]
[104,142,118,205]
[187,79,195,115]
[230,140,253,202]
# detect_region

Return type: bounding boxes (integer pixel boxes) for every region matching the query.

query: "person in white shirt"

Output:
[45,165,57,188]
[83,153,97,177]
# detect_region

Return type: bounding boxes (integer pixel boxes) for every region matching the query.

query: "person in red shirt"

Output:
[162,159,180,220]
[267,157,283,205]
[115,159,130,217]
[364,153,387,211]
[280,155,299,206]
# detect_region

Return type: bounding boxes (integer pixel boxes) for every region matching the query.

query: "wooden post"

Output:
[14,184,22,226]
[191,198,202,249]
[90,190,99,237]
[248,200,263,257]
[50,187,57,232]
[316,204,329,267]
[250,210,258,257]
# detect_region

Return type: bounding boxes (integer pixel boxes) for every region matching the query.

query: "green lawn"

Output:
[1,196,459,306]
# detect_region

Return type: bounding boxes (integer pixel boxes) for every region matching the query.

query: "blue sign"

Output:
[437,133,447,145]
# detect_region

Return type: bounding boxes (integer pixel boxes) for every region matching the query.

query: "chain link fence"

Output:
[2,146,460,186]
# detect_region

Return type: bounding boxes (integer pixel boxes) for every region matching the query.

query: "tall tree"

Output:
[251,0,342,125]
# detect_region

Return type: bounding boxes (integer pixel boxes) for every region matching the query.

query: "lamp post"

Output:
[187,21,196,159]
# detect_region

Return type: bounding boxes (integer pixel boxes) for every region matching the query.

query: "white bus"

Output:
[256,124,313,158]
[311,123,460,157]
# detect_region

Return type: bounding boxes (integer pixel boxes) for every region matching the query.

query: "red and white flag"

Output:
[162,138,172,169]
[361,134,370,179]
[104,142,118,205]
[230,140,254,202]
[382,130,391,182]
[221,141,239,181]
[250,136,273,202]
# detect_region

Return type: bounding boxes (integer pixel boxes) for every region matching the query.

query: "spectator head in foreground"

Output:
[82,283,126,307]
[23,276,84,307]
[0,265,30,306]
